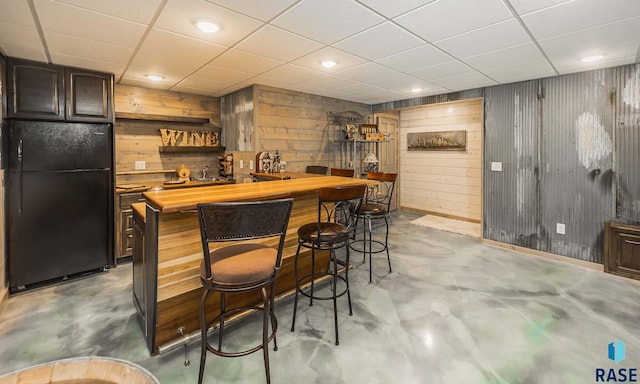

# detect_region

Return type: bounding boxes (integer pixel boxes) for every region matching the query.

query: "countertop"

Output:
[143,175,377,213]
[250,171,326,180]
[116,179,234,194]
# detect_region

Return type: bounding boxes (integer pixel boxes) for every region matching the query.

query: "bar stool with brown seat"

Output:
[330,168,354,177]
[196,198,293,384]
[351,171,397,283]
[305,165,328,175]
[291,184,366,345]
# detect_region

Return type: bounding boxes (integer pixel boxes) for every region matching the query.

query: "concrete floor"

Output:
[1,210,640,384]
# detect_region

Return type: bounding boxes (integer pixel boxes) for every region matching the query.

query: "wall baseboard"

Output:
[0,288,8,314]
[401,206,480,224]
[482,239,604,271]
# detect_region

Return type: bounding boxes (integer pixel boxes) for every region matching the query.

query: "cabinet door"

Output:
[65,68,113,122]
[7,58,64,120]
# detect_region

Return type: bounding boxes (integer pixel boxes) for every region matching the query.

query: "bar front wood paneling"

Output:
[134,176,375,354]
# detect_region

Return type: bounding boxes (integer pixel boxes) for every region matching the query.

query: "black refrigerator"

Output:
[6,120,113,292]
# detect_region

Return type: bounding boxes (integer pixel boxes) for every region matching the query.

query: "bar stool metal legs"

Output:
[290,184,365,346]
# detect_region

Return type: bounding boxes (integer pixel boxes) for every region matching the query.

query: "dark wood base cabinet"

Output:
[605,221,640,280]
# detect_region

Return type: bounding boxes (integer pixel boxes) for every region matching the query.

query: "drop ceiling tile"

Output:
[0,1,35,25]
[34,0,146,48]
[408,60,472,82]
[188,64,256,84]
[272,0,384,44]
[376,44,453,72]
[394,0,512,42]
[356,0,437,18]
[522,0,640,40]
[291,47,367,73]
[204,0,298,21]
[555,51,639,75]
[235,25,323,62]
[209,49,284,74]
[434,19,531,59]
[334,82,388,97]
[46,32,134,67]
[53,0,163,24]
[430,71,497,91]
[538,18,640,72]
[126,51,209,85]
[298,75,359,91]
[333,22,425,60]
[175,70,242,90]
[362,73,440,94]
[0,22,47,61]
[462,43,556,83]
[155,0,263,47]
[169,84,215,96]
[260,64,324,84]
[50,53,128,77]
[140,28,227,63]
[225,77,293,94]
[334,62,403,83]
[119,77,173,91]
[508,0,572,15]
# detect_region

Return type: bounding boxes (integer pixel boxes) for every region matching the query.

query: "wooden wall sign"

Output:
[407,130,467,151]
[159,127,220,147]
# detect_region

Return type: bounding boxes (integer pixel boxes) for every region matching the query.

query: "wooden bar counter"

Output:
[132,176,374,354]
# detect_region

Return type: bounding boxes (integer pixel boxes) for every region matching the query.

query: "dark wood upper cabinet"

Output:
[65,69,113,122]
[6,57,113,123]
[7,58,65,120]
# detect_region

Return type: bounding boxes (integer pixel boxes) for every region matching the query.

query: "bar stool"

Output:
[196,198,293,384]
[351,171,397,283]
[330,168,354,177]
[291,184,366,345]
[305,165,328,175]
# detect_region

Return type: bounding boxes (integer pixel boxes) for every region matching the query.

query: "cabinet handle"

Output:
[137,198,146,202]
[624,240,640,245]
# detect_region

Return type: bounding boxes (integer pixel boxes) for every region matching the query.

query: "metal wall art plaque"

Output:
[407,130,467,151]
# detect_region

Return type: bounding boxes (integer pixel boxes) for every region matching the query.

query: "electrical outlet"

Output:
[249,160,254,170]
[556,223,566,235]
[239,160,244,169]
[491,162,503,172]
[134,160,146,170]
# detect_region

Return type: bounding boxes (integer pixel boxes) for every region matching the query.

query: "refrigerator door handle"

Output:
[17,138,23,164]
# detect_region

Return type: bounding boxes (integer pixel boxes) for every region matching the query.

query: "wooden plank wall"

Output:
[399,98,483,221]
[114,85,221,184]
[254,85,371,172]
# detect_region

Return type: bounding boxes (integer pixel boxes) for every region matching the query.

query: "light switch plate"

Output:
[134,161,146,170]
[556,223,566,235]
[239,160,244,169]
[490,162,502,172]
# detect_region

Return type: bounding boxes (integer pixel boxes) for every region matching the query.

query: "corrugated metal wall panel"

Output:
[220,86,254,151]
[539,69,615,263]
[371,89,484,112]
[483,80,539,248]
[614,64,640,223]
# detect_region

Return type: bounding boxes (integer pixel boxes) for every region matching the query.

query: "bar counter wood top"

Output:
[133,175,375,354]
[143,175,373,213]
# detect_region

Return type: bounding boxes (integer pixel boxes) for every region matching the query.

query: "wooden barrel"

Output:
[0,357,159,384]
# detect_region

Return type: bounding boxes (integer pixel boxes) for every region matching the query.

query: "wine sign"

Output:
[159,128,220,147]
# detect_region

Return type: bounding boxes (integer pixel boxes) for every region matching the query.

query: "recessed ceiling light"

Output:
[145,74,164,81]
[321,60,336,68]
[580,54,604,63]
[410,87,423,93]
[196,21,220,33]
